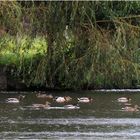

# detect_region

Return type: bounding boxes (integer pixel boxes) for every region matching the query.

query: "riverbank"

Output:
[1,89,140,94]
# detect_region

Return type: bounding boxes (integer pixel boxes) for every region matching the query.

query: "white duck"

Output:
[6,95,25,103]
[78,97,93,103]
[117,97,131,103]
[55,96,72,103]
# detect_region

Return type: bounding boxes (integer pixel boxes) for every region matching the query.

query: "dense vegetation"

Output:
[1,1,140,89]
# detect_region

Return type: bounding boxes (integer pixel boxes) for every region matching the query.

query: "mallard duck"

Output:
[32,101,50,109]
[36,92,53,99]
[122,105,139,112]
[64,104,80,109]
[6,95,25,103]
[55,96,72,103]
[78,97,93,103]
[117,97,131,103]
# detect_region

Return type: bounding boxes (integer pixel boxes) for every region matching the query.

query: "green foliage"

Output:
[0,34,47,86]
[1,1,140,89]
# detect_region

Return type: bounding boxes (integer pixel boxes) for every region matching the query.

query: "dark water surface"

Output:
[0,90,140,139]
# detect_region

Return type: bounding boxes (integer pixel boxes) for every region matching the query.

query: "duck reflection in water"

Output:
[64,104,80,109]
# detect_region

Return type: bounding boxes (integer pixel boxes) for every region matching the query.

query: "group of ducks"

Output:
[117,97,139,112]
[5,92,139,112]
[5,92,93,110]
[33,92,93,109]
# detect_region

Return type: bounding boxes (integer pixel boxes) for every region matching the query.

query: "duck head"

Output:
[18,95,25,100]
[89,97,93,101]
[127,97,131,102]
[134,105,139,109]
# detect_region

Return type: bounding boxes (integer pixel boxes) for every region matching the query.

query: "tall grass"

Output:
[0,1,140,89]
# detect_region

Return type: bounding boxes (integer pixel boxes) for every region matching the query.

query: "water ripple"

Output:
[1,131,140,139]
[0,118,140,126]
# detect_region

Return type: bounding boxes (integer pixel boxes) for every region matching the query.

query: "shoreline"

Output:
[1,89,140,94]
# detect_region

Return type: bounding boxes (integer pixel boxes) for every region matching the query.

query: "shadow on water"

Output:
[0,90,140,139]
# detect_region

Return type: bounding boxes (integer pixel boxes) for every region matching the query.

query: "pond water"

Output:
[0,90,140,139]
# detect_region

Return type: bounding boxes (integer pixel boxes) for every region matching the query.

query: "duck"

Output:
[36,92,53,99]
[32,101,51,109]
[78,97,93,103]
[64,104,80,109]
[55,96,72,103]
[122,105,139,112]
[6,95,25,103]
[117,97,131,103]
